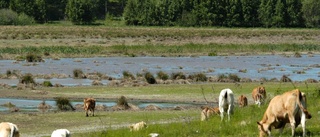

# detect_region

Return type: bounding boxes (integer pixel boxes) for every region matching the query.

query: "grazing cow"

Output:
[257,89,312,137]
[252,86,267,107]
[129,121,147,131]
[149,133,159,137]
[238,95,248,107]
[218,88,234,121]
[84,98,96,117]
[200,106,220,121]
[0,122,19,137]
[51,129,71,137]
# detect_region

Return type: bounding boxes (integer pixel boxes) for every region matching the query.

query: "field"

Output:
[0,82,319,137]
[0,26,320,59]
[0,25,320,136]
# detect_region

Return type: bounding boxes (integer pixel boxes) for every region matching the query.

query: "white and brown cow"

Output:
[218,88,234,121]
[129,121,147,131]
[252,86,267,107]
[0,122,20,137]
[238,95,248,107]
[84,98,96,117]
[200,106,220,121]
[257,89,312,137]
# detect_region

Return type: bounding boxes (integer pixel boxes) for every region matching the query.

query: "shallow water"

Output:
[0,55,319,86]
[0,98,194,112]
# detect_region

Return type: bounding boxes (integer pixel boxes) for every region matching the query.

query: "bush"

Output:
[228,74,240,82]
[188,73,207,82]
[0,9,34,25]
[0,9,18,25]
[26,53,43,62]
[157,71,169,80]
[171,72,186,80]
[122,71,135,80]
[144,72,156,84]
[43,81,53,87]
[73,69,84,79]
[117,96,129,106]
[54,97,75,111]
[20,73,35,84]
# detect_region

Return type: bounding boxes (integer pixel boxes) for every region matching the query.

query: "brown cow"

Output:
[238,95,248,107]
[84,98,96,117]
[0,122,20,137]
[257,89,312,137]
[252,86,266,107]
[200,106,220,121]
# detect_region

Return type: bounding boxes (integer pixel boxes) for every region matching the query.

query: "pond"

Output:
[0,55,319,86]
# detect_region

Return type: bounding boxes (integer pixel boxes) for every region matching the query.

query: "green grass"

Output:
[0,82,319,136]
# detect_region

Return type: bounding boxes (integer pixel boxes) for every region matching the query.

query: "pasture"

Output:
[0,82,319,137]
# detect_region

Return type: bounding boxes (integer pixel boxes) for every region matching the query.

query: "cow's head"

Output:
[257,121,269,137]
[258,87,265,94]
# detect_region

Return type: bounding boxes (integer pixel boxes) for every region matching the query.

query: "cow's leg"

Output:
[92,109,95,116]
[220,109,224,121]
[301,111,306,137]
[86,110,89,117]
[288,113,296,137]
[227,105,232,121]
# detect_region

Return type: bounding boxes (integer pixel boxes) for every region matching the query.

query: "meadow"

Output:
[0,82,319,137]
[0,26,320,59]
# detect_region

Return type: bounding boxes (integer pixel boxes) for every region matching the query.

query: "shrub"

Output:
[188,73,207,82]
[43,81,53,87]
[280,75,292,82]
[20,73,35,84]
[73,69,84,78]
[157,71,169,80]
[17,13,35,25]
[208,51,218,56]
[0,9,18,25]
[171,72,186,80]
[228,74,240,82]
[122,71,135,80]
[26,53,43,62]
[117,96,129,106]
[54,97,75,111]
[6,70,12,77]
[144,72,156,84]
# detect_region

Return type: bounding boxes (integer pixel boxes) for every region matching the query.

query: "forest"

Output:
[0,0,319,27]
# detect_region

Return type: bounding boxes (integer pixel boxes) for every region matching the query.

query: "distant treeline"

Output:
[0,0,319,27]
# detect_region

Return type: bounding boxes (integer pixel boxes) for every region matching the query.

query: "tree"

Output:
[0,0,10,8]
[241,0,260,27]
[285,0,304,27]
[273,0,286,27]
[259,0,277,27]
[46,0,67,21]
[66,0,99,25]
[302,0,320,27]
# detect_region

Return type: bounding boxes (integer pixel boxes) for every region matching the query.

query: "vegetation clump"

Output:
[157,71,169,80]
[144,72,156,84]
[20,73,35,84]
[73,69,84,79]
[54,97,75,111]
[26,53,43,62]
[43,81,53,87]
[122,71,135,80]
[171,72,186,80]
[188,73,207,82]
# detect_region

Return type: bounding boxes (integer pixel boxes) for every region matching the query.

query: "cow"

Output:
[252,86,267,107]
[0,122,20,137]
[218,88,234,121]
[238,95,248,107]
[84,98,96,117]
[129,121,147,131]
[51,129,71,137]
[257,89,312,137]
[200,106,220,121]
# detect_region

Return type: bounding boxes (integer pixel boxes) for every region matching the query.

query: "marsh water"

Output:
[1,55,319,112]
[0,55,319,86]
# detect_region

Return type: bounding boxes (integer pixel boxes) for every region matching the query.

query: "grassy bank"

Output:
[0,82,319,136]
[0,26,320,59]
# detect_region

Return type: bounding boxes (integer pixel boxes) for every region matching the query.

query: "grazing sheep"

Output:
[51,129,71,137]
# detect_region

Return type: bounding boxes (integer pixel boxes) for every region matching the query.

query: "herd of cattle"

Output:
[0,86,313,137]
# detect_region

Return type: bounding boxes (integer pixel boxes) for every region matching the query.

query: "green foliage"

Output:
[144,71,156,84]
[66,0,99,24]
[117,95,129,107]
[302,0,320,27]
[188,72,207,82]
[54,97,75,111]
[43,81,53,87]
[0,9,34,25]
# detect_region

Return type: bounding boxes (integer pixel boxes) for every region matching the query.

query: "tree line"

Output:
[0,0,319,27]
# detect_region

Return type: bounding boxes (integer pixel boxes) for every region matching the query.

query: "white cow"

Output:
[51,129,71,137]
[218,88,234,121]
[0,122,20,137]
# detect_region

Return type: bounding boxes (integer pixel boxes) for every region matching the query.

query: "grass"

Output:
[0,26,320,59]
[0,82,319,136]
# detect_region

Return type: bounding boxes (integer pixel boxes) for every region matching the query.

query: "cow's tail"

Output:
[296,90,312,119]
[9,123,18,137]
[224,91,228,99]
